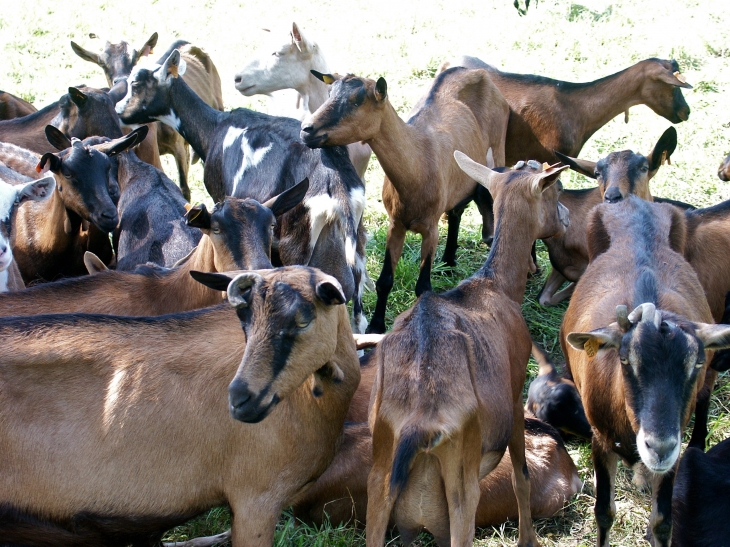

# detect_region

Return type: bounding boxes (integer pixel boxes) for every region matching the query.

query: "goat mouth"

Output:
[300,131,328,148]
[236,84,256,95]
[230,393,280,423]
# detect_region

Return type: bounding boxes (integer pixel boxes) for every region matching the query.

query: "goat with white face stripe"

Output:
[117,50,369,332]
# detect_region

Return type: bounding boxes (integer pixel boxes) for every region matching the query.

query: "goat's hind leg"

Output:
[441,198,470,268]
[508,403,540,547]
[414,225,439,297]
[366,421,398,547]
[367,221,407,334]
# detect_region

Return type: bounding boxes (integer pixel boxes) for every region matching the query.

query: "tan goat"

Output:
[361,155,569,546]
[0,266,360,547]
[301,67,509,333]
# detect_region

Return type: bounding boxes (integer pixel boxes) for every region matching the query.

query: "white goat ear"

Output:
[567,325,622,356]
[454,150,497,194]
[17,176,55,203]
[158,50,183,82]
[291,22,308,53]
[531,164,569,196]
[694,323,730,351]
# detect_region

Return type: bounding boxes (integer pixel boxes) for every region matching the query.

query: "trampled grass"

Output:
[1,0,729,545]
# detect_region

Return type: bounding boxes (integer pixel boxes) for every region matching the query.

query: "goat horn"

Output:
[616,305,630,331]
[628,303,657,327]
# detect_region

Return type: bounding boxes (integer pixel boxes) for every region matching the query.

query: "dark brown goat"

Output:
[0,90,36,120]
[1,130,142,282]
[71,33,224,200]
[719,153,730,181]
[301,68,509,333]
[0,266,360,547]
[562,196,730,547]
[363,156,568,546]
[525,343,592,440]
[537,127,683,306]
[291,418,581,529]
[0,181,307,317]
[442,57,691,165]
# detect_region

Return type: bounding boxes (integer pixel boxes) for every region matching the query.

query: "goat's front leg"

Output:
[648,466,677,547]
[592,436,618,547]
[473,185,494,245]
[367,220,406,334]
[414,224,439,297]
[688,369,716,450]
[441,202,468,268]
[229,499,279,547]
[508,402,540,547]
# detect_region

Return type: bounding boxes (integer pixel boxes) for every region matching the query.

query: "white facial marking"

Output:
[305,194,340,252]
[636,427,681,474]
[229,129,272,196]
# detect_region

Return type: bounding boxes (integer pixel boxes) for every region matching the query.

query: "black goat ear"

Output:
[375,77,387,101]
[68,87,88,107]
[648,127,678,174]
[262,178,309,217]
[185,203,211,229]
[189,270,235,292]
[45,125,72,151]
[70,41,101,66]
[37,153,61,174]
[315,280,346,306]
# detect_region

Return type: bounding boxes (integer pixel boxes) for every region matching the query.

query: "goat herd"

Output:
[0,21,729,547]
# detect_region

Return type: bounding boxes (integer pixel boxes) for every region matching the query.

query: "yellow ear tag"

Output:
[542,162,551,171]
[322,74,335,85]
[584,338,599,358]
[673,71,687,84]
[183,202,193,212]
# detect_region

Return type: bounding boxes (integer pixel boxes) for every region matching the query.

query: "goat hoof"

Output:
[366,319,386,335]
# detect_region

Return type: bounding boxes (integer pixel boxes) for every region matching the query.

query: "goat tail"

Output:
[389,427,443,498]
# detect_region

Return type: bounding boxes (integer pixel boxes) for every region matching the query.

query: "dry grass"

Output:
[1,0,729,545]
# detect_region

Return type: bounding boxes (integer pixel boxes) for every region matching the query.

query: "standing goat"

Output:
[301,68,509,333]
[562,196,730,547]
[71,33,224,200]
[0,266,360,547]
[117,50,369,332]
[234,22,372,180]
[363,156,568,546]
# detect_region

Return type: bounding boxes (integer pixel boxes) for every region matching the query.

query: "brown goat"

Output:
[562,196,730,547]
[719,153,730,182]
[71,33,224,200]
[291,417,581,528]
[1,130,142,282]
[0,266,360,547]
[0,90,36,120]
[301,68,509,333]
[0,181,307,317]
[441,57,691,165]
[362,155,568,546]
[536,127,683,306]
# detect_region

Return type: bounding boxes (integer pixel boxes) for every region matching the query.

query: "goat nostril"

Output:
[301,125,314,134]
[234,75,242,84]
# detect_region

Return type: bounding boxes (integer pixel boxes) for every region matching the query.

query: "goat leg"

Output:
[441,202,469,268]
[648,466,677,547]
[368,222,406,334]
[592,437,618,547]
[508,401,540,547]
[163,530,231,547]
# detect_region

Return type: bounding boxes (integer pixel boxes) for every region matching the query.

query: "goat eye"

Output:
[212,227,221,234]
[620,357,629,365]
[594,172,601,179]
[296,318,311,329]
[640,165,649,173]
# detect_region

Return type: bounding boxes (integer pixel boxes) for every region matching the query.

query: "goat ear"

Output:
[228,272,265,307]
[185,203,212,230]
[159,50,185,81]
[567,325,622,355]
[45,125,72,151]
[190,270,236,292]
[531,164,569,196]
[375,77,387,101]
[263,178,309,217]
[454,150,497,195]
[17,176,56,203]
[37,153,61,174]
[291,22,308,53]
[84,251,108,274]
[311,70,337,85]
[70,41,101,66]
[554,151,596,179]
[648,127,678,174]
[68,87,88,107]
[694,323,730,351]
[657,66,692,89]
[316,278,346,307]
[139,32,158,58]
[101,127,148,157]
[108,79,128,104]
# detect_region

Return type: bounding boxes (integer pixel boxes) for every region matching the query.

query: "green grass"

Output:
[1,0,729,545]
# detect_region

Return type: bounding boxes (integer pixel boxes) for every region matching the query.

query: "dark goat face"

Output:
[640,59,692,124]
[568,303,730,473]
[71,33,158,86]
[301,73,386,148]
[719,154,730,182]
[221,267,346,423]
[54,86,124,141]
[116,51,185,127]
